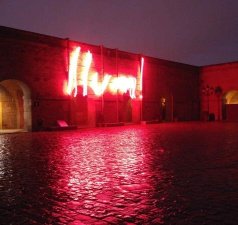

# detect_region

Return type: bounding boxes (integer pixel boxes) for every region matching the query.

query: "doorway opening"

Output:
[0,80,31,132]
[223,90,238,121]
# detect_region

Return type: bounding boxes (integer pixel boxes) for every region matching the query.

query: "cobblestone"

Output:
[1,122,238,224]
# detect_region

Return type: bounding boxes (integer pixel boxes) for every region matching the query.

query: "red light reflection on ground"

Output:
[2,123,238,224]
[47,128,164,223]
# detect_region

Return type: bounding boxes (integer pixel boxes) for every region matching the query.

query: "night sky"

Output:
[1,0,238,66]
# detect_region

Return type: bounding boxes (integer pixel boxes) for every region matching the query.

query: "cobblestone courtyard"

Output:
[1,122,238,225]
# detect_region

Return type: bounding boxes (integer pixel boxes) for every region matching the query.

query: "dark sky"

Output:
[1,0,238,66]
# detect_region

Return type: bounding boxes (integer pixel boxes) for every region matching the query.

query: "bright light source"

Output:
[140,57,144,92]
[67,47,140,99]
[90,73,111,96]
[82,51,92,96]
[67,47,80,97]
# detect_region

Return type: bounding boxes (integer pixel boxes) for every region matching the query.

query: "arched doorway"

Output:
[223,90,238,121]
[0,80,31,132]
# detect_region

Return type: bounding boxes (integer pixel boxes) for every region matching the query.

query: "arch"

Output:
[222,90,238,121]
[0,79,32,132]
[224,90,238,104]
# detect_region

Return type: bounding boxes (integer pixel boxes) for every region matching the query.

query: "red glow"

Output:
[109,76,137,98]
[48,129,155,222]
[140,57,144,92]
[82,51,92,96]
[63,80,69,95]
[66,46,141,99]
[90,73,111,96]
[67,47,80,97]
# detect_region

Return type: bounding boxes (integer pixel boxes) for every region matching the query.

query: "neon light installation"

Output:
[109,76,137,98]
[81,51,92,96]
[67,47,80,97]
[67,47,144,99]
[139,57,144,99]
[90,73,111,96]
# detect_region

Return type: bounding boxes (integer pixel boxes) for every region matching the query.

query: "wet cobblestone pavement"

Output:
[1,122,238,225]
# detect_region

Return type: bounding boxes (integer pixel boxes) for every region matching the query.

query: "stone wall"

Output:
[0,26,200,130]
[143,57,200,121]
[200,62,238,121]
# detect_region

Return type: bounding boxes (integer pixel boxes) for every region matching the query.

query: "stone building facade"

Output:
[1,26,237,132]
[200,62,238,121]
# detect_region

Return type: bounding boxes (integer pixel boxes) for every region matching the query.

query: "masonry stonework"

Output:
[2,26,237,131]
[200,62,238,121]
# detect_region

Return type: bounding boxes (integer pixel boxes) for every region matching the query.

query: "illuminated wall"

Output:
[64,44,145,125]
[142,58,200,121]
[200,62,238,121]
[0,26,200,130]
[66,47,143,99]
[0,27,69,130]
